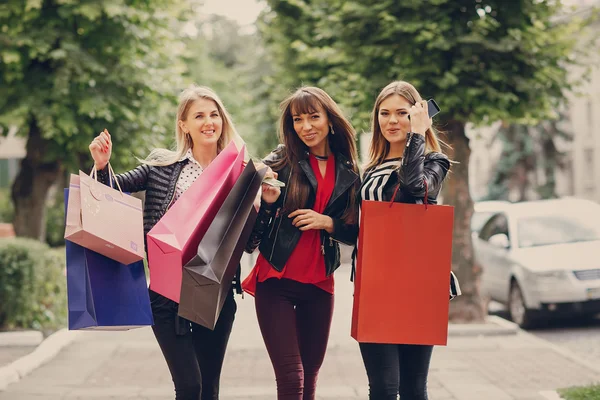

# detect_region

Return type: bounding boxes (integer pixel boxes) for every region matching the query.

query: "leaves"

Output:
[0,0,196,171]
[259,0,594,129]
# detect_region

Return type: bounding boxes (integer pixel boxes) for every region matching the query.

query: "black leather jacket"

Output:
[362,133,450,204]
[245,145,361,276]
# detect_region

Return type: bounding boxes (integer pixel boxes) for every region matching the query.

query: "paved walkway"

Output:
[1,264,599,400]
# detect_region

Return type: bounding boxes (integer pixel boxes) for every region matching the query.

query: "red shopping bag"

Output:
[351,184,454,345]
[147,141,245,303]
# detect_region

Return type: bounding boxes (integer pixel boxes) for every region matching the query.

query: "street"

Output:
[530,316,600,368]
[489,302,600,370]
[2,263,600,400]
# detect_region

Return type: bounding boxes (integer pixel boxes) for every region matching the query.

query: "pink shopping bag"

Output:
[64,167,145,265]
[147,141,245,302]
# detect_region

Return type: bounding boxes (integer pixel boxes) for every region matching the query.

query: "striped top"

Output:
[360,157,402,202]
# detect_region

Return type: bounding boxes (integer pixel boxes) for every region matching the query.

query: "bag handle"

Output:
[389,178,428,210]
[89,163,124,195]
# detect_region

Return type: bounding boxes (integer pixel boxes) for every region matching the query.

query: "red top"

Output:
[243,154,336,295]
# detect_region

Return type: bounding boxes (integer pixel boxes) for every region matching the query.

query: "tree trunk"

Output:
[442,120,486,322]
[11,118,63,240]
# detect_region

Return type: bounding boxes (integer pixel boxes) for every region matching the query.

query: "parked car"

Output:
[474,198,600,328]
[471,200,512,236]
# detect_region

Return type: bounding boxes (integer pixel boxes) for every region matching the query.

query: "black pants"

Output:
[150,289,236,400]
[359,343,434,400]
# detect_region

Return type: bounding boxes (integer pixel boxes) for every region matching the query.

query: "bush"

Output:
[559,384,600,400]
[45,189,65,248]
[0,238,67,332]
[0,188,14,223]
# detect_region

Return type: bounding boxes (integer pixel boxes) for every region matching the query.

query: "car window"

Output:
[517,214,600,248]
[471,212,494,234]
[479,213,509,242]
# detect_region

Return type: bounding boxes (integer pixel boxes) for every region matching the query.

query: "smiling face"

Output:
[378,94,412,145]
[179,98,223,148]
[291,101,331,154]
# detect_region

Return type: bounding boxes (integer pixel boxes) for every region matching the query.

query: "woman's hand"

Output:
[89,129,112,170]
[409,101,432,136]
[289,209,334,233]
[261,166,281,204]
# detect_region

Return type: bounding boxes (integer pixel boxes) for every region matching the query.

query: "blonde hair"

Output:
[366,81,445,171]
[142,85,243,166]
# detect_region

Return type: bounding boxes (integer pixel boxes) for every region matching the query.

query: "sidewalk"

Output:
[1,264,599,400]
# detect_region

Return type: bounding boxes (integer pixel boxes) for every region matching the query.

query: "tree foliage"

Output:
[259,0,595,320]
[0,0,195,238]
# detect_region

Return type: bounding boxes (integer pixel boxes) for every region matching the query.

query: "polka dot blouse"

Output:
[172,149,204,204]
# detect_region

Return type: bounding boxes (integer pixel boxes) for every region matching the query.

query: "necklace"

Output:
[312,153,329,161]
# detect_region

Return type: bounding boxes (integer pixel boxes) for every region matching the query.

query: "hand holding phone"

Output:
[427,99,441,118]
[408,99,441,120]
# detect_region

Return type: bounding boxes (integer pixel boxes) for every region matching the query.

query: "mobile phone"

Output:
[408,99,441,120]
[427,98,441,118]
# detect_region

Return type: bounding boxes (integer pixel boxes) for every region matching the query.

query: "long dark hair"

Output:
[272,87,360,224]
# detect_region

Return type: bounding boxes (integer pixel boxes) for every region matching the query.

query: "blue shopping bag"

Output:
[65,188,153,330]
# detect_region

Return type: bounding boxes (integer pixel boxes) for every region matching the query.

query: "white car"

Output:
[474,198,600,328]
[471,200,512,236]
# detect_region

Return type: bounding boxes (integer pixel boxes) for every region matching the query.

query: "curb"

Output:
[539,391,564,400]
[447,315,519,337]
[0,329,81,391]
[488,316,600,375]
[520,327,600,376]
[0,331,43,347]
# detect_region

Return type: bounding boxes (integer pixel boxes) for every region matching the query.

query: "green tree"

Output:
[0,0,193,240]
[487,115,572,201]
[260,0,596,320]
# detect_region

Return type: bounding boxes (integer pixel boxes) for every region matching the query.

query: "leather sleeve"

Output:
[330,179,361,245]
[245,201,276,253]
[244,146,283,253]
[397,134,450,201]
[96,164,151,193]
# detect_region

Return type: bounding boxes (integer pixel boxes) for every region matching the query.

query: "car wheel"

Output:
[508,281,536,329]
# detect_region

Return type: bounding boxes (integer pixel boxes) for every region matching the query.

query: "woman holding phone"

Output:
[356,81,457,400]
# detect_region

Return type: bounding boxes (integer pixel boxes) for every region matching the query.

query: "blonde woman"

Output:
[357,81,452,400]
[88,85,278,400]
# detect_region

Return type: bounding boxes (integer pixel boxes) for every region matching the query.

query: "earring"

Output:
[329,125,335,135]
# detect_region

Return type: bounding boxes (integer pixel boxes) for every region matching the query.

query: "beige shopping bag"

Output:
[64,165,144,265]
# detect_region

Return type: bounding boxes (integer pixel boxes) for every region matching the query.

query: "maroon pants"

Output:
[255,278,334,400]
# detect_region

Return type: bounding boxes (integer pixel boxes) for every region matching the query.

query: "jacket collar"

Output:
[298,150,358,210]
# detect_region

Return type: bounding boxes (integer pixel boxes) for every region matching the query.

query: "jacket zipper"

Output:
[269,167,291,262]
[166,166,184,210]
[403,132,413,166]
[268,207,280,238]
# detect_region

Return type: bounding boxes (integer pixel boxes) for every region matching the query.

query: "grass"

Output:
[559,384,600,400]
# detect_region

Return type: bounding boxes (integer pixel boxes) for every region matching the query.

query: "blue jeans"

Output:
[359,343,434,400]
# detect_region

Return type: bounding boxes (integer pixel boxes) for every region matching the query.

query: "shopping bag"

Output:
[178,162,266,329]
[64,166,144,265]
[147,141,245,303]
[65,188,153,330]
[351,187,454,345]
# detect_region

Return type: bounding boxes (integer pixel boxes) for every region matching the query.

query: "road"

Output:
[489,302,600,369]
